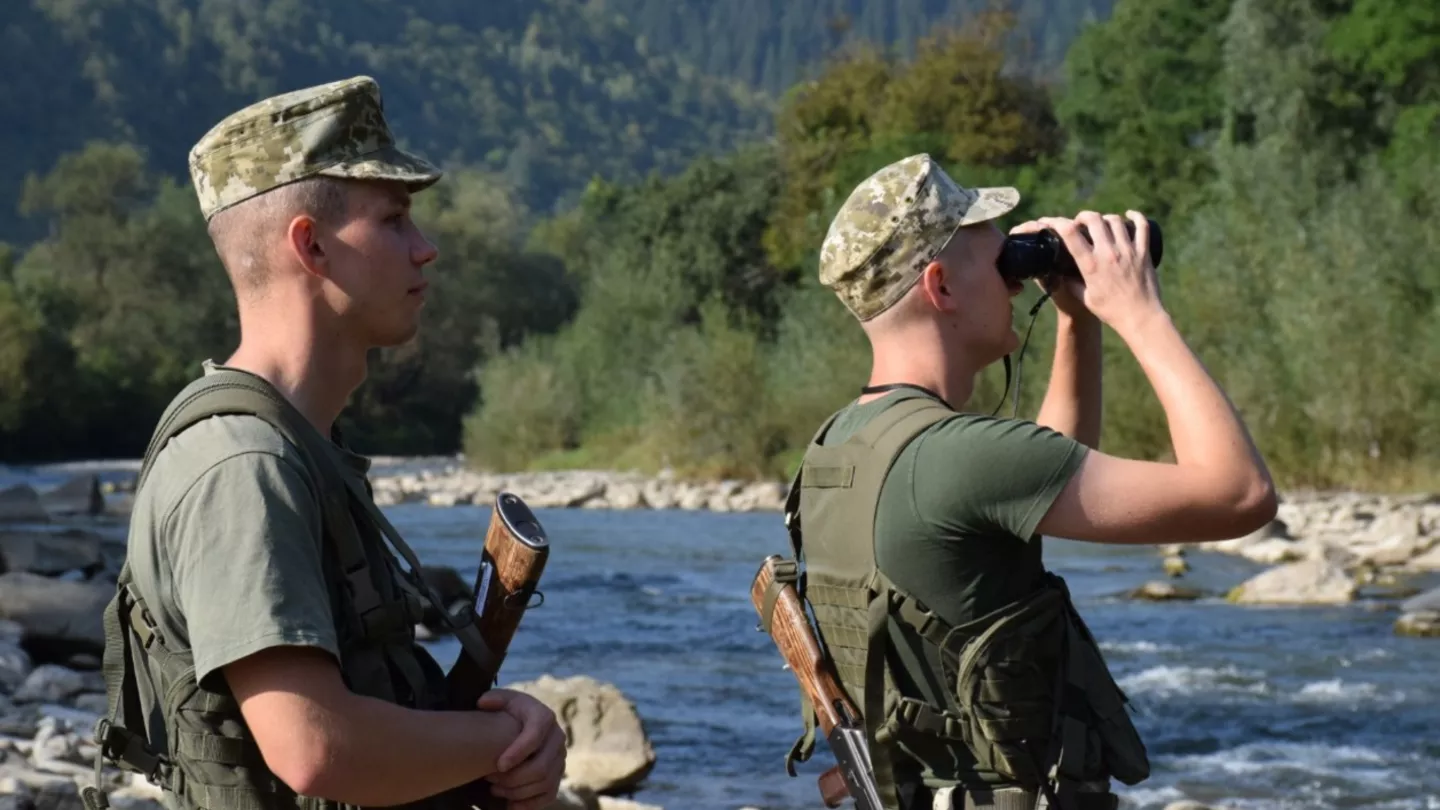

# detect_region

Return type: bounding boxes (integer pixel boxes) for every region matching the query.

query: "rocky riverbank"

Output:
[0,476,670,810]
[367,465,791,514]
[358,464,1440,627]
[1125,491,1440,635]
[2,467,1439,808]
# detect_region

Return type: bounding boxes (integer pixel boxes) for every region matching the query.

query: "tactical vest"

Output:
[771,395,1149,810]
[82,370,485,810]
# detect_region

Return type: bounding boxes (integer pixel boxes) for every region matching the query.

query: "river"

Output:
[394,502,1440,810]
[5,463,1439,809]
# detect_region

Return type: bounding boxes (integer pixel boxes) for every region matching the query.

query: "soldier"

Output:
[780,154,1276,810]
[86,77,566,810]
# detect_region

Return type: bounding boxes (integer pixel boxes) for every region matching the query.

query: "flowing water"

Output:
[5,463,1439,809]
[395,503,1440,810]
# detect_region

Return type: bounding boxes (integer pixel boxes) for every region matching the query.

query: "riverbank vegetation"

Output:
[1,0,1436,491]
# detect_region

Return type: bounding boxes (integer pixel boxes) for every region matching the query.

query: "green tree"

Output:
[1055,0,1234,221]
[765,11,1065,274]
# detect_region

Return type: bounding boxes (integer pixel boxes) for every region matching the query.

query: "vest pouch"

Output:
[1064,623,1150,786]
[948,588,1067,786]
[165,674,304,810]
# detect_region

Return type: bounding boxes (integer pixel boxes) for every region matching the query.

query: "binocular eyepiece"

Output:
[997,217,1164,284]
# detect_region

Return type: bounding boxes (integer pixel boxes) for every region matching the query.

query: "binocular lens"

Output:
[997,218,1164,283]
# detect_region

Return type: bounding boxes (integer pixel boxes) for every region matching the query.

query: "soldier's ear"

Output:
[287,215,330,278]
[918,261,957,313]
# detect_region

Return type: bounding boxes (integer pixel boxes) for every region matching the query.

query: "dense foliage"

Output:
[0,0,771,245]
[2,0,1437,491]
[603,0,1117,93]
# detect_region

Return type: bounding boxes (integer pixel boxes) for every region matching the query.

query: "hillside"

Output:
[0,0,772,244]
[605,0,1116,94]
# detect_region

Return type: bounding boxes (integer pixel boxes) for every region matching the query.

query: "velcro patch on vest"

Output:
[804,464,855,488]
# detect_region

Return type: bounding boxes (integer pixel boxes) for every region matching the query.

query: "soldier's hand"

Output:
[489,720,567,810]
[1033,210,1163,335]
[476,688,560,770]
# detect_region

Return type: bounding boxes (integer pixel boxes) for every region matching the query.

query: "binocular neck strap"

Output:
[991,290,1054,418]
[859,290,1054,419]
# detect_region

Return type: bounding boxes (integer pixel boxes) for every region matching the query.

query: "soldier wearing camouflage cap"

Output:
[90,76,566,810]
[771,154,1275,810]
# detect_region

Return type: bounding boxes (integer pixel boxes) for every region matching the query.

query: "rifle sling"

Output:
[760,559,799,635]
[337,471,504,678]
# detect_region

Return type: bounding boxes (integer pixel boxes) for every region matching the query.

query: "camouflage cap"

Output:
[818,153,1019,320]
[188,75,441,221]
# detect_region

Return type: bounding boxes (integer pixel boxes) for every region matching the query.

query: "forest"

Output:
[1,0,1437,492]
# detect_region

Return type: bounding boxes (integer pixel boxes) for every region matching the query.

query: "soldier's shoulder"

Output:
[136,414,317,512]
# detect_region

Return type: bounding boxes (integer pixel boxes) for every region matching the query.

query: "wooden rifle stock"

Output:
[751,555,883,810]
[443,492,551,810]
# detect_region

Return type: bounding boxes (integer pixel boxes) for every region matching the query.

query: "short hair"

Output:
[206,176,351,293]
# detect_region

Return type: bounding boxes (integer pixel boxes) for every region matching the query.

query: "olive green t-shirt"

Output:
[817,388,1088,786]
[123,363,373,752]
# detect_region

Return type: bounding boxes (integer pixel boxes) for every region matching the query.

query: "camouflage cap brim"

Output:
[956,186,1020,226]
[315,144,442,192]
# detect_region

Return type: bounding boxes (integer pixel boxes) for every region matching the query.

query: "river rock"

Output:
[596,799,663,810]
[36,477,104,519]
[639,480,677,510]
[1349,511,1434,567]
[603,483,646,510]
[416,565,473,633]
[545,784,600,810]
[1400,586,1440,614]
[11,666,104,705]
[1404,543,1440,572]
[507,675,655,794]
[1394,611,1440,638]
[0,531,105,578]
[0,574,112,664]
[0,640,33,694]
[0,487,47,525]
[1208,518,1305,565]
[24,780,84,810]
[1226,557,1358,605]
[1128,581,1204,602]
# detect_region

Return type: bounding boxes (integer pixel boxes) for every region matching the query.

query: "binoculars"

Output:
[997,217,1164,284]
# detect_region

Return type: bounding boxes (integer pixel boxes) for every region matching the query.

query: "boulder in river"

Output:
[0,530,105,578]
[1394,611,1440,638]
[0,573,113,664]
[1129,581,1204,602]
[508,674,656,795]
[36,476,105,519]
[0,486,47,525]
[1226,557,1358,605]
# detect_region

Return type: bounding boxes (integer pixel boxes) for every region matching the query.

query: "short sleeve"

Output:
[910,415,1088,540]
[166,450,340,687]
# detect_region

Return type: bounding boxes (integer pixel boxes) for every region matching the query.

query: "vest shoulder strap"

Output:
[779,394,955,805]
[137,369,501,689]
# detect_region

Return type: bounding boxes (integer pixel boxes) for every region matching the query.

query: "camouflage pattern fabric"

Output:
[818,154,1019,321]
[188,75,441,221]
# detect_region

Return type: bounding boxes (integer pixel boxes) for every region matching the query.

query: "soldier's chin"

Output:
[372,319,422,348]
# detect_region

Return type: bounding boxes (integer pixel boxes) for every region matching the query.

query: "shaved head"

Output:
[862,226,976,336]
[206,176,351,294]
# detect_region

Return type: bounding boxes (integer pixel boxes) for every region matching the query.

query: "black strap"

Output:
[859,382,952,410]
[992,292,1053,418]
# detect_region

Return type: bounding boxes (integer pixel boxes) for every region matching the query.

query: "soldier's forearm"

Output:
[228,647,523,806]
[1034,311,1102,448]
[290,693,524,805]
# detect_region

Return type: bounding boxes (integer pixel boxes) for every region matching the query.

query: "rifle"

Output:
[751,555,883,810]
[442,491,552,810]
